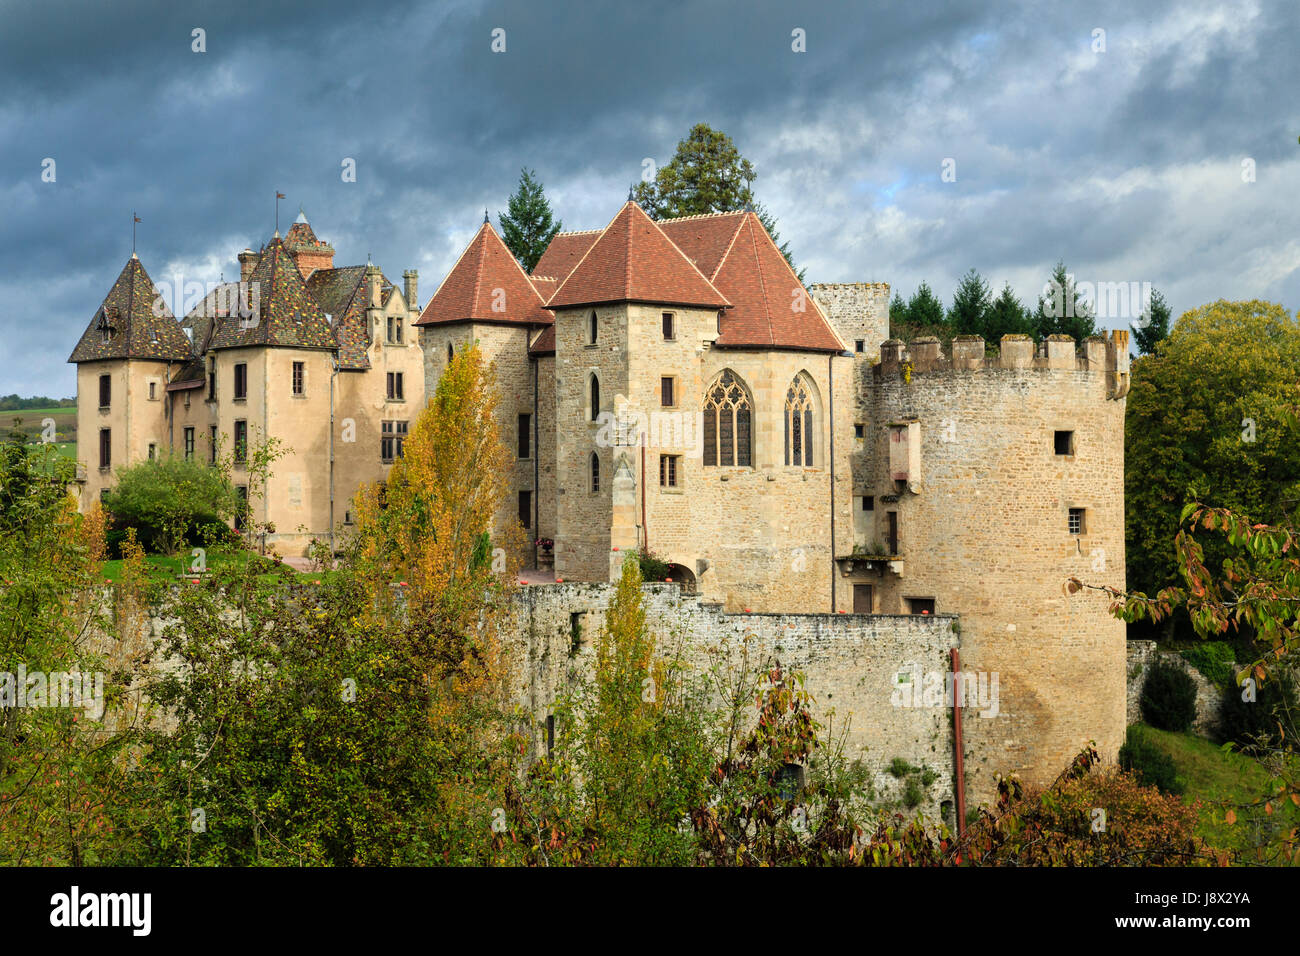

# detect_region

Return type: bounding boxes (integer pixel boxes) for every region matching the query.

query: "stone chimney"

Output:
[403,269,419,314]
[238,248,260,282]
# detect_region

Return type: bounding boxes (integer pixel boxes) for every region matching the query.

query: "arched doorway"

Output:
[664,563,697,593]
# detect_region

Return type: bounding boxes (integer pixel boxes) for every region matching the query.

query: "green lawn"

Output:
[1135,723,1300,864]
[98,549,328,585]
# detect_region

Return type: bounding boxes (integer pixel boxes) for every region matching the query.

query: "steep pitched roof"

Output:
[547,202,731,310]
[415,222,553,328]
[283,212,335,258]
[528,325,556,355]
[657,212,748,280]
[307,265,394,370]
[206,237,338,351]
[709,212,844,353]
[532,230,601,282]
[68,255,194,363]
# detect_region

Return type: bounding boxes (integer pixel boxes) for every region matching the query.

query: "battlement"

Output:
[874,330,1130,398]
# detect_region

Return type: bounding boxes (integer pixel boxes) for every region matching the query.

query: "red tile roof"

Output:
[415,222,552,328]
[548,202,731,310]
[657,212,748,280]
[710,212,844,353]
[531,230,600,282]
[528,325,556,355]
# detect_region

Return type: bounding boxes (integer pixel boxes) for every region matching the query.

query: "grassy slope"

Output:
[98,550,326,584]
[1135,723,1299,864]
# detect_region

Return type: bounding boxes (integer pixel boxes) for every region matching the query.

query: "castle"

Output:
[69,200,1131,804]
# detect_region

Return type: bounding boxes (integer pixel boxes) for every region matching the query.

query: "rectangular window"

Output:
[387,315,404,344]
[234,485,248,531]
[234,420,247,463]
[659,454,679,488]
[854,423,865,439]
[381,420,409,462]
[147,442,156,461]
[234,363,247,400]
[208,367,216,401]
[660,376,674,408]
[184,427,195,460]
[98,428,111,469]
[855,340,865,353]
[148,381,157,401]
[518,490,532,529]
[518,413,531,459]
[662,312,675,340]
[98,374,111,408]
[861,495,874,511]
[907,597,936,615]
[1055,430,1075,455]
[292,361,305,396]
[209,425,218,463]
[853,584,873,614]
[387,371,404,401]
[887,511,899,555]
[1068,507,1086,535]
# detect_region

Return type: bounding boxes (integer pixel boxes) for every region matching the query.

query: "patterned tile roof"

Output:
[709,212,844,353]
[415,222,553,328]
[306,265,394,370]
[68,255,194,363]
[532,229,600,282]
[206,237,338,351]
[547,202,731,310]
[283,216,335,256]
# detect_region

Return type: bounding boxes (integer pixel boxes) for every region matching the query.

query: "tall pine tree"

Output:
[1033,260,1097,341]
[632,123,804,281]
[1133,287,1172,355]
[499,169,562,273]
[985,282,1033,343]
[947,268,992,336]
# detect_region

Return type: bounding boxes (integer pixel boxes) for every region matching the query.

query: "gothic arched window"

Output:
[784,374,816,467]
[589,374,601,422]
[702,369,752,467]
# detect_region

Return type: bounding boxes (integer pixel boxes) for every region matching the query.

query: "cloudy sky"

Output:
[2,0,1297,397]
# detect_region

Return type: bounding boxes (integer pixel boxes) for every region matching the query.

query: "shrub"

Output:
[103,455,237,555]
[1179,642,1236,688]
[634,549,670,582]
[1119,726,1184,795]
[1140,658,1198,732]
[1219,668,1299,753]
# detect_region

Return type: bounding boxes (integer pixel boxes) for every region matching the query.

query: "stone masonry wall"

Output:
[508,581,961,816]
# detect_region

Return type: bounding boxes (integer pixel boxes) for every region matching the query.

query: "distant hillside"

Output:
[0,394,76,411]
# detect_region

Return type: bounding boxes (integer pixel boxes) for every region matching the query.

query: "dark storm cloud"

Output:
[1,0,1297,396]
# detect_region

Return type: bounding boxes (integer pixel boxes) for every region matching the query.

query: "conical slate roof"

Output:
[68,255,193,363]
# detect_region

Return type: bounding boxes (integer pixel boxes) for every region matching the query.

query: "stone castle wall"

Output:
[850,331,1130,801]
[508,581,960,816]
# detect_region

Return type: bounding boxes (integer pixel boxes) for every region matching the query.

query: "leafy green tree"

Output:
[1124,300,1300,636]
[498,168,562,273]
[632,123,804,281]
[1032,260,1097,341]
[1133,287,1172,356]
[104,454,238,557]
[947,268,992,336]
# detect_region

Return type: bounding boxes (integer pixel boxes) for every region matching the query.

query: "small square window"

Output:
[1068,508,1086,535]
[855,340,865,353]
[861,495,874,511]
[1054,430,1074,455]
[854,423,865,439]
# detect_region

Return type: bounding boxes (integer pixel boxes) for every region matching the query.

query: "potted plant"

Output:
[536,538,554,570]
